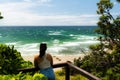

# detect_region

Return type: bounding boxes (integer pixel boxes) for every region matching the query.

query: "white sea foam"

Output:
[53,39,60,44]
[61,42,80,47]
[48,31,63,35]
[69,34,77,37]
[6,42,19,45]
[20,43,38,49]
[5,39,99,56]
[48,40,99,54]
[76,35,97,40]
[7,43,40,56]
[61,40,99,47]
[47,46,66,54]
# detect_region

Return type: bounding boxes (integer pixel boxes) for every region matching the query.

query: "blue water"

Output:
[0,26,99,56]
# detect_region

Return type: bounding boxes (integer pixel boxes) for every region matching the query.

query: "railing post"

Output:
[65,65,70,80]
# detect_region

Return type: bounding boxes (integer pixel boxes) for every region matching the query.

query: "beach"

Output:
[22,54,85,71]
[22,54,85,64]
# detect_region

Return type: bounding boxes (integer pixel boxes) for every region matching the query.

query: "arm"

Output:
[34,55,39,68]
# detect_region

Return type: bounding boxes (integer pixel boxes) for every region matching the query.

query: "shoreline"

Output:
[22,54,85,64]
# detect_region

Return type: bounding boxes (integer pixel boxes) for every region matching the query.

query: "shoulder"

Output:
[46,53,52,58]
[34,54,39,60]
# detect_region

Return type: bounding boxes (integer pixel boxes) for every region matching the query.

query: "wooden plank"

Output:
[17,62,67,72]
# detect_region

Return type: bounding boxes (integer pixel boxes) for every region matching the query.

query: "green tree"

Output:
[73,0,120,79]
[117,0,120,2]
[96,0,120,46]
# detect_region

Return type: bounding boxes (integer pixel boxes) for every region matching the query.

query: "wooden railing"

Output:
[18,61,101,80]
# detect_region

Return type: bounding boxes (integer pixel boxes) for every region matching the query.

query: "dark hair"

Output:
[39,43,47,57]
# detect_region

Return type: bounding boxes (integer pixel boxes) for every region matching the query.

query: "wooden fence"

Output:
[18,61,101,80]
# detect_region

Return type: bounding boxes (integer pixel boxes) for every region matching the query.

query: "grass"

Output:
[55,70,88,80]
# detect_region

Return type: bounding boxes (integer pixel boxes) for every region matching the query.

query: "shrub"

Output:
[0,44,33,74]
[73,43,120,79]
[33,73,48,80]
[55,70,65,76]
[0,72,48,80]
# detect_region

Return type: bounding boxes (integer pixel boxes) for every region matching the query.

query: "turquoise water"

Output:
[0,26,99,56]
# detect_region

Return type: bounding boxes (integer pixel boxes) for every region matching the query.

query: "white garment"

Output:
[38,54,51,69]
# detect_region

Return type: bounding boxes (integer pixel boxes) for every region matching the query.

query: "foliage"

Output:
[55,70,88,80]
[55,70,65,76]
[0,70,89,80]
[117,0,120,2]
[70,75,88,80]
[33,73,48,80]
[73,0,120,79]
[74,43,120,79]
[96,0,120,46]
[0,44,33,74]
[0,72,48,80]
[0,44,48,79]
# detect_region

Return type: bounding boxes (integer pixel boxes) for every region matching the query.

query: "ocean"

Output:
[0,26,99,56]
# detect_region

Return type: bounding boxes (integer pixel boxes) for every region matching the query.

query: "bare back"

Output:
[34,53,53,69]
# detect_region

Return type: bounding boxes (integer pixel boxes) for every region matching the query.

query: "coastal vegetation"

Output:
[0,72,48,80]
[0,44,33,74]
[0,44,47,80]
[74,0,120,79]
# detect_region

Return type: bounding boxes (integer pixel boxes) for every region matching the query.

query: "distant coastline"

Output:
[0,25,98,27]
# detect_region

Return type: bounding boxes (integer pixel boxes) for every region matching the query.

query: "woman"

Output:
[34,43,55,80]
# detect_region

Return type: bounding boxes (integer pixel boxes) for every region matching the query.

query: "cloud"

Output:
[0,13,98,26]
[23,0,52,3]
[0,1,98,26]
[37,0,51,3]
[23,0,31,2]
[0,2,34,12]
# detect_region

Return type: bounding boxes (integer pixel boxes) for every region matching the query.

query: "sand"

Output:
[22,54,85,64]
[22,54,85,71]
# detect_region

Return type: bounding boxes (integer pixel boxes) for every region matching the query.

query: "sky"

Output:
[0,0,119,26]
